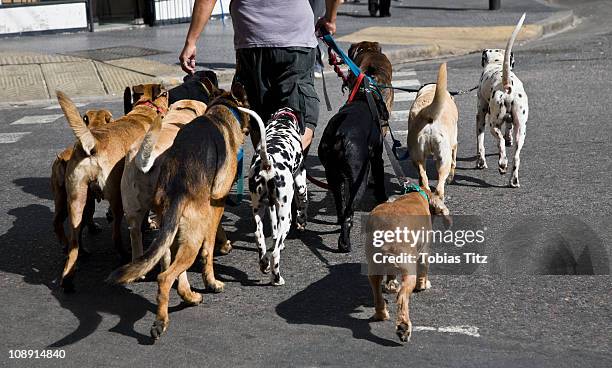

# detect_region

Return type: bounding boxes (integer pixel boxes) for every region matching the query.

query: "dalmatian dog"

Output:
[248,107,308,286]
[477,13,529,188]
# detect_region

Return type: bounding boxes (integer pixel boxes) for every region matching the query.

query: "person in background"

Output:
[179,0,341,153]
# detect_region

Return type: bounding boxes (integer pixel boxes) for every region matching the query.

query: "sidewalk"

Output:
[0,0,574,104]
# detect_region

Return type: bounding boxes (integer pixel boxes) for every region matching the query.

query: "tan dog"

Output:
[52,110,113,250]
[57,84,168,292]
[108,81,251,340]
[407,63,457,216]
[348,41,394,114]
[121,99,233,263]
[366,186,449,342]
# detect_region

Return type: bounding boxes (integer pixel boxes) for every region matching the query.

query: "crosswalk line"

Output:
[391,110,409,121]
[391,79,421,88]
[0,132,31,144]
[10,114,63,125]
[395,92,417,102]
[393,70,417,77]
[44,103,86,110]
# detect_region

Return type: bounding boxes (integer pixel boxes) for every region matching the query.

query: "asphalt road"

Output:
[1,1,611,367]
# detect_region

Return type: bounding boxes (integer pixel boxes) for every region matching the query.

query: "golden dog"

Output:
[57,84,168,292]
[407,63,457,216]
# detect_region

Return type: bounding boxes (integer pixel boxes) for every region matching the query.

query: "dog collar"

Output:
[136,100,167,115]
[228,106,241,123]
[403,183,429,202]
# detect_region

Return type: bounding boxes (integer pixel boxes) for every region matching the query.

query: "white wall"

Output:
[0,3,88,35]
[155,0,230,21]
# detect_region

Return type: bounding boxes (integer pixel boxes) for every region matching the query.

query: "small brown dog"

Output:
[366,186,450,342]
[57,84,168,292]
[51,110,113,250]
[108,81,251,341]
[347,41,394,114]
[407,63,457,216]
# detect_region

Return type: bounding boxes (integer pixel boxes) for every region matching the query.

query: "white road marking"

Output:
[10,114,63,125]
[395,92,417,102]
[392,79,421,88]
[0,132,31,143]
[414,325,481,338]
[394,70,417,77]
[391,110,409,121]
[44,103,86,110]
[388,129,408,135]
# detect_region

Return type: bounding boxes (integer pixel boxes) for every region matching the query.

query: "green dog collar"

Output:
[402,183,429,202]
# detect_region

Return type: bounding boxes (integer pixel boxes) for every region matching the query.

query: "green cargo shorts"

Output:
[234,47,320,143]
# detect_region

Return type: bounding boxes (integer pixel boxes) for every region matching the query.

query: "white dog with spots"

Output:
[477,13,529,187]
[248,107,307,286]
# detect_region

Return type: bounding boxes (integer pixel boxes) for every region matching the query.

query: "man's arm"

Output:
[316,0,340,35]
[179,0,217,74]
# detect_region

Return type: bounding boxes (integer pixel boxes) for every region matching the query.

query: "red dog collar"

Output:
[135,100,167,115]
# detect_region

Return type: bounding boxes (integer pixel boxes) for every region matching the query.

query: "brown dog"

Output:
[52,110,113,250]
[407,63,457,217]
[108,81,251,340]
[121,99,232,263]
[57,84,168,292]
[347,41,394,114]
[366,186,450,342]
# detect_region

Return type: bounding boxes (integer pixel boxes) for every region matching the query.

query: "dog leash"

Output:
[226,107,245,207]
[376,83,479,96]
[317,44,333,112]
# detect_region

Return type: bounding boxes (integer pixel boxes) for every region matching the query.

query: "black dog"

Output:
[318,94,388,252]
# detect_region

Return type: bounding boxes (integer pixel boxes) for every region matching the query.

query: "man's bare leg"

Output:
[301,127,314,153]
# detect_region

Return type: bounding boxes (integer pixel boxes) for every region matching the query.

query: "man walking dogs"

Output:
[179,0,340,152]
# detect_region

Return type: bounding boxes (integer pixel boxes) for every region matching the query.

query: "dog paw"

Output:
[208,280,225,293]
[383,279,400,294]
[338,236,351,253]
[446,173,455,185]
[259,255,271,274]
[372,309,390,321]
[476,158,488,169]
[272,275,285,286]
[183,291,203,305]
[509,176,520,188]
[498,166,507,175]
[396,322,412,343]
[150,319,168,341]
[415,279,431,292]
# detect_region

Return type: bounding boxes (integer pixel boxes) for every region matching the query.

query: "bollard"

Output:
[489,0,501,10]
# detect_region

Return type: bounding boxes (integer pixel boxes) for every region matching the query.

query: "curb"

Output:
[388,9,575,65]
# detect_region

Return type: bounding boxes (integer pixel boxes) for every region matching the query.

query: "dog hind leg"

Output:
[294,166,308,231]
[369,274,390,320]
[476,107,488,169]
[490,123,508,175]
[61,182,88,292]
[201,206,225,292]
[510,115,526,188]
[396,273,417,342]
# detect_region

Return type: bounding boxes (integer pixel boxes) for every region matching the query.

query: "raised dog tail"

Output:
[503,13,526,93]
[237,107,274,181]
[106,196,186,284]
[423,63,449,121]
[57,91,96,156]
[135,115,163,173]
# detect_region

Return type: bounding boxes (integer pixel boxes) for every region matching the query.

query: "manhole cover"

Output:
[63,46,170,61]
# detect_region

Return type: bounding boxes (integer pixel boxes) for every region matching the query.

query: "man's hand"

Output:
[179,42,197,74]
[316,17,336,36]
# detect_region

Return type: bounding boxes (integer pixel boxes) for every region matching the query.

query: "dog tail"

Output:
[57,91,96,156]
[106,197,186,284]
[237,107,274,181]
[503,13,526,93]
[423,63,449,121]
[135,115,163,173]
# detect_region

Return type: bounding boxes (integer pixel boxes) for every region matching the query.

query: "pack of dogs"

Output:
[50,15,529,342]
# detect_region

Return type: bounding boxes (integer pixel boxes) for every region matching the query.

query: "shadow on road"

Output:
[276,263,402,347]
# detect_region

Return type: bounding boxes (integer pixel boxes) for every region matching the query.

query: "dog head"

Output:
[123,83,169,114]
[348,41,382,62]
[82,110,113,128]
[204,80,251,134]
[481,49,514,69]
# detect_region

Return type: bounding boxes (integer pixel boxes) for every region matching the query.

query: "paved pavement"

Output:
[1,0,611,367]
[0,0,573,103]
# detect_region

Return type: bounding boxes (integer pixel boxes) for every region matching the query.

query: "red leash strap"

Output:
[306,174,330,190]
[348,72,366,103]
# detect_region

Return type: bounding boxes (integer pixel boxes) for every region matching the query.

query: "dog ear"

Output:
[348,43,359,61]
[104,110,113,124]
[152,84,167,99]
[231,82,249,107]
[481,50,488,68]
[123,87,133,114]
[202,77,219,97]
[82,113,90,126]
[372,41,382,53]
